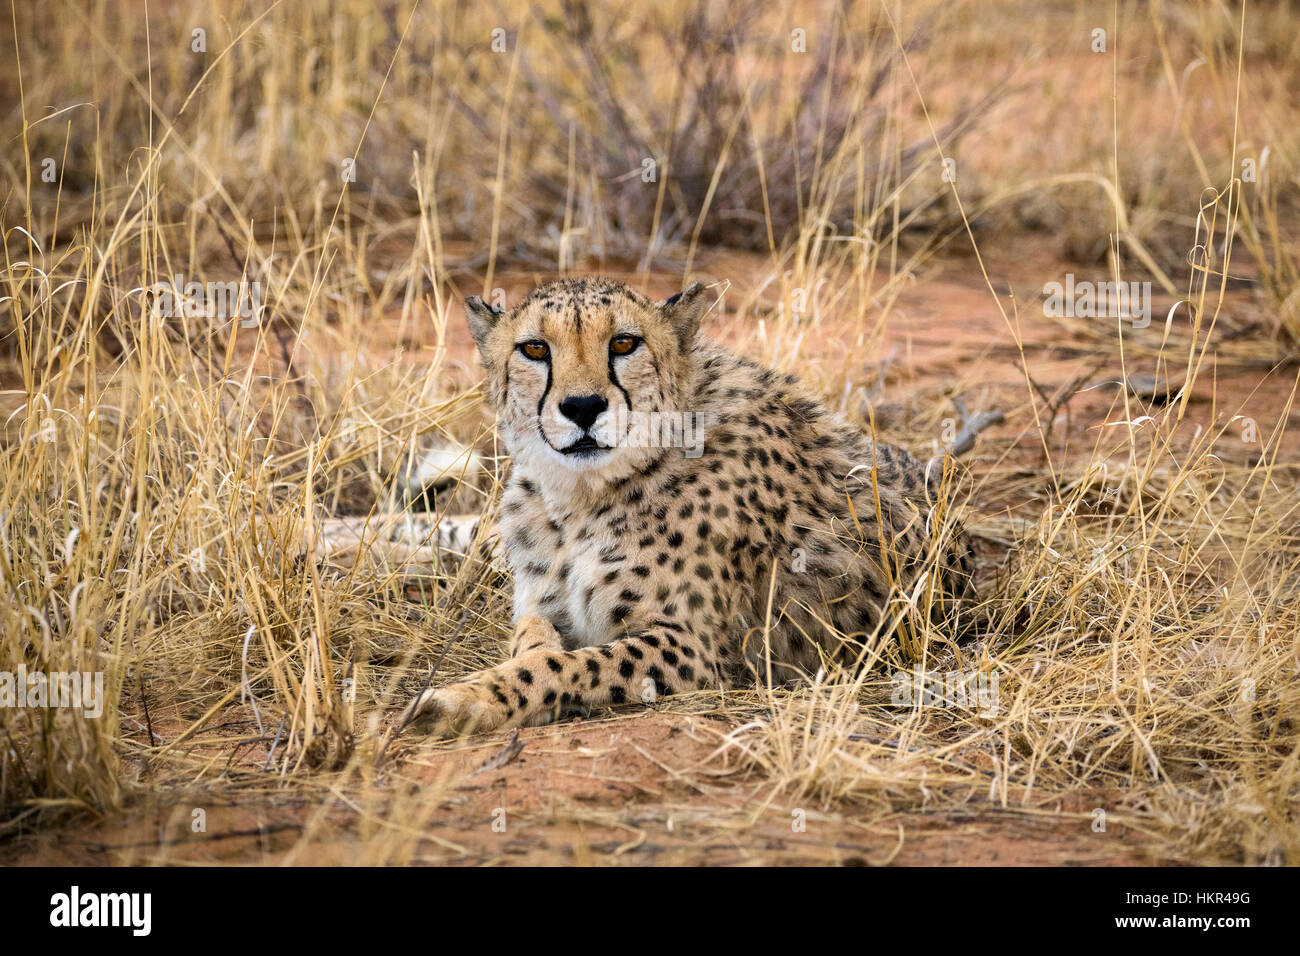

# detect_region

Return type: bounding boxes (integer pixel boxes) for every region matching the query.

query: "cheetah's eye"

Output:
[518,341,550,361]
[610,334,640,356]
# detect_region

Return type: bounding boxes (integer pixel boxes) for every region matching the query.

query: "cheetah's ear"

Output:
[465,295,505,357]
[658,282,710,347]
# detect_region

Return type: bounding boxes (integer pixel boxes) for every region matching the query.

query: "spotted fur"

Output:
[404,277,974,736]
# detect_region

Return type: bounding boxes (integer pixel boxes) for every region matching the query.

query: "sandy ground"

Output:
[8,710,1165,866]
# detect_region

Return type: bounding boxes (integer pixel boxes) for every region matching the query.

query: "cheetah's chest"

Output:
[508,521,632,649]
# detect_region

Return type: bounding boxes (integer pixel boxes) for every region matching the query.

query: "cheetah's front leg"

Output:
[507,613,565,657]
[403,621,719,739]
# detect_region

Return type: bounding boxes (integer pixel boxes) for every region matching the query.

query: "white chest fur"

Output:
[506,518,623,649]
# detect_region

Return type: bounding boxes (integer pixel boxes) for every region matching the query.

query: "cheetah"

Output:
[403,277,976,738]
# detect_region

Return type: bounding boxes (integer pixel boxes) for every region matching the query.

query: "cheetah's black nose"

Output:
[558,394,608,431]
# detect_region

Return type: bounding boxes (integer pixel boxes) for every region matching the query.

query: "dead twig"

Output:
[376,604,474,765]
[946,397,1005,456]
[468,731,526,776]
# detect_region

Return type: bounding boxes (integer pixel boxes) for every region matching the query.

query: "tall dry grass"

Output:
[1,0,1297,863]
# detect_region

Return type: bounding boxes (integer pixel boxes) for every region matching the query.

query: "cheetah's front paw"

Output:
[402,681,507,739]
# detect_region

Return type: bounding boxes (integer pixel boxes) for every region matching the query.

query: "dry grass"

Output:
[1,0,1298,864]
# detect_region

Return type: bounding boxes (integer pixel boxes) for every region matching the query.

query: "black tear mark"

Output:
[607,349,633,417]
[537,355,552,420]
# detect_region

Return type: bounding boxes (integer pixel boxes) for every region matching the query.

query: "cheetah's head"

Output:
[464,277,711,494]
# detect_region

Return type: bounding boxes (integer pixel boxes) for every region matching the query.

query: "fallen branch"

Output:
[948,407,1005,457]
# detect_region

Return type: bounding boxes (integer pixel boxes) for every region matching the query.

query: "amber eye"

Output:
[518,341,549,361]
[610,334,640,356]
